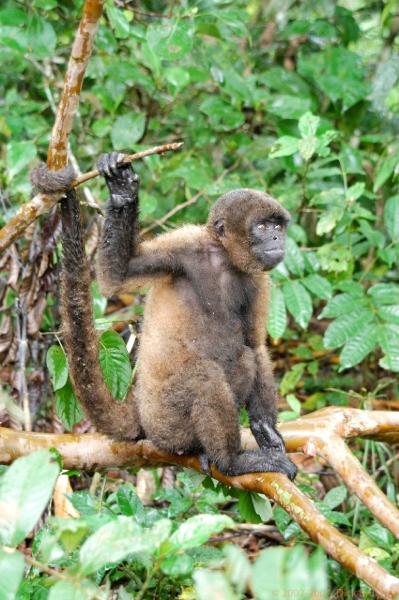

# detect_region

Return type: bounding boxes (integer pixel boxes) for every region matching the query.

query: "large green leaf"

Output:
[339,323,378,370]
[368,283,399,306]
[302,275,332,300]
[323,309,374,349]
[168,514,234,551]
[283,281,313,329]
[0,549,24,600]
[105,5,130,39]
[27,13,56,58]
[99,330,132,400]
[194,570,235,600]
[0,451,59,546]
[79,517,171,575]
[284,237,305,276]
[267,284,287,340]
[319,292,365,319]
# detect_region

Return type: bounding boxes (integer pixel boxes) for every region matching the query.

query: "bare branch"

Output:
[0,142,183,254]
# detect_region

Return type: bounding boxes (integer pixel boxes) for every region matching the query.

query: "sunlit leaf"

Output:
[0,451,59,546]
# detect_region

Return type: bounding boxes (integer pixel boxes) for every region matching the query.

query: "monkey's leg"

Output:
[190,361,297,480]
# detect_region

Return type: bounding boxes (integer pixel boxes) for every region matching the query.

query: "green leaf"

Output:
[373,151,399,192]
[200,96,244,131]
[251,493,273,522]
[7,141,36,179]
[194,570,236,600]
[223,544,251,595]
[106,5,130,39]
[48,580,98,600]
[339,323,378,370]
[298,112,320,137]
[298,136,317,161]
[284,237,305,276]
[378,323,399,372]
[323,486,347,509]
[302,275,332,300]
[164,66,190,91]
[79,517,171,575]
[267,284,287,341]
[55,380,84,431]
[384,195,399,241]
[46,345,68,391]
[252,547,287,598]
[316,207,344,235]
[368,283,399,306]
[269,136,299,158]
[298,47,368,111]
[0,451,59,546]
[146,21,193,60]
[27,14,56,58]
[111,113,145,149]
[323,309,374,350]
[168,514,234,551]
[286,394,301,414]
[267,95,311,119]
[280,363,305,396]
[0,549,24,600]
[378,305,399,325]
[160,553,193,577]
[283,281,312,329]
[319,292,365,319]
[99,330,132,400]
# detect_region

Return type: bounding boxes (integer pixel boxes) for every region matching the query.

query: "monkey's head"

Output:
[207,189,291,273]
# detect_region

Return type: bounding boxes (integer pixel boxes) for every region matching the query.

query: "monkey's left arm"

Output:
[246,276,286,454]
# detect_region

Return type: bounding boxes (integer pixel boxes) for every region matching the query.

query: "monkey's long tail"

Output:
[60,189,142,440]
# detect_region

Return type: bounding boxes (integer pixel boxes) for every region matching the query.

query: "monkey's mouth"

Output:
[254,247,285,269]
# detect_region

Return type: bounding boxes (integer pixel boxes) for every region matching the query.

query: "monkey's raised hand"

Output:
[97,152,139,208]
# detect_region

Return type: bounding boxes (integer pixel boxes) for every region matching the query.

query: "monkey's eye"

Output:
[274,223,282,231]
[257,223,267,231]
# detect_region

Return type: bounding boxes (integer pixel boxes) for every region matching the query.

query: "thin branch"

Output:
[141,158,239,235]
[3,406,399,599]
[0,142,183,254]
[47,0,104,169]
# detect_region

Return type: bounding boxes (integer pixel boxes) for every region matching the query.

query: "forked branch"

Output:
[1,406,399,599]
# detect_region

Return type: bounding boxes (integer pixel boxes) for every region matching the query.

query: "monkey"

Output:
[32,153,297,480]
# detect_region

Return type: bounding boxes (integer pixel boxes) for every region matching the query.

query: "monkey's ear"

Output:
[213,218,225,237]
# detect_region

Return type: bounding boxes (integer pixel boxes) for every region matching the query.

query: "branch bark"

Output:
[0,0,104,254]
[2,406,399,599]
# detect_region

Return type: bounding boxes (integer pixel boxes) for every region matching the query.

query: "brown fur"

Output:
[32,158,295,478]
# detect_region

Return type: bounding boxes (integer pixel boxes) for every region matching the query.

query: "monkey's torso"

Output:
[135,227,267,451]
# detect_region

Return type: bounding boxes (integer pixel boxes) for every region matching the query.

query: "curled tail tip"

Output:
[30,162,76,194]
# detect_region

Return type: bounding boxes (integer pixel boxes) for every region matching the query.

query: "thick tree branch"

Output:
[2,406,399,599]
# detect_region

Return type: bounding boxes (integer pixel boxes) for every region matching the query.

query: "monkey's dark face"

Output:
[249,215,288,270]
[208,188,290,273]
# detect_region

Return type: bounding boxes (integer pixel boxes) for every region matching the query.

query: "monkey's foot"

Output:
[219,450,297,480]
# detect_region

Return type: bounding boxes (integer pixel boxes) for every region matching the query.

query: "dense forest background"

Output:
[1,0,399,598]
